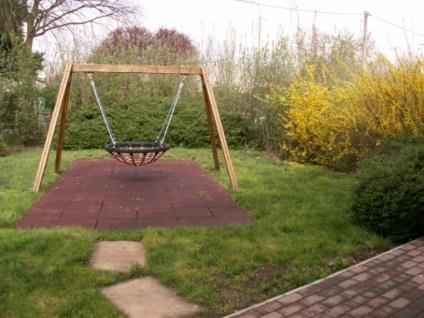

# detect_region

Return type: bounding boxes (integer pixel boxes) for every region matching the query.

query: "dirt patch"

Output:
[214,264,287,311]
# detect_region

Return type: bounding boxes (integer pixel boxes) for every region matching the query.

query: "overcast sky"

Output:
[36,0,424,63]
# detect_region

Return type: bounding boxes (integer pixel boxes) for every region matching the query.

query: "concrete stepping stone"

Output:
[90,241,146,272]
[101,277,202,318]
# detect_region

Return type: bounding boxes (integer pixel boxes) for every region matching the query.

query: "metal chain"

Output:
[87,73,186,146]
[87,73,116,145]
[156,76,187,144]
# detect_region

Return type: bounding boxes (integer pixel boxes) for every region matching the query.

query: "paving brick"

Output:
[350,265,368,273]
[399,281,420,293]
[393,305,423,318]
[389,297,411,309]
[338,279,357,289]
[278,303,304,316]
[260,312,283,318]
[379,279,400,291]
[366,296,389,308]
[301,295,324,306]
[326,305,351,317]
[412,275,424,284]
[277,293,303,305]
[401,244,416,251]
[403,288,424,301]
[371,306,396,318]
[412,255,424,263]
[255,301,281,314]
[406,250,421,257]
[319,286,343,298]
[379,253,396,261]
[346,295,368,307]
[353,272,370,282]
[348,305,373,317]
[286,313,309,318]
[402,261,418,269]
[303,303,329,317]
[406,267,423,276]
[338,271,355,279]
[322,295,344,306]
[383,288,402,300]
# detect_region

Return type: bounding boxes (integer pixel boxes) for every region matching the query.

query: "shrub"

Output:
[0,136,7,156]
[63,96,253,150]
[267,58,424,170]
[351,134,424,242]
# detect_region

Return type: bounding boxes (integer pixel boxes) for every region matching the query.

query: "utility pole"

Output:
[362,11,370,67]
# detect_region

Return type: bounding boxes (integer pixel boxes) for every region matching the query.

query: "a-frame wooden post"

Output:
[200,68,238,189]
[54,77,71,173]
[201,75,220,171]
[33,63,238,192]
[33,63,73,192]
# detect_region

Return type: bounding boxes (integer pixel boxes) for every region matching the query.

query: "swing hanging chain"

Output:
[156,76,187,144]
[87,73,117,145]
[87,72,186,147]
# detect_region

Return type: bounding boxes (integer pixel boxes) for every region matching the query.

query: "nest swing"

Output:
[87,73,185,166]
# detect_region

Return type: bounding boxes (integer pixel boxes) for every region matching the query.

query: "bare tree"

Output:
[5,0,137,51]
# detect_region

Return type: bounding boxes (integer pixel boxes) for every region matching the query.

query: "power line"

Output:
[232,0,362,16]
[370,14,424,39]
[233,0,424,40]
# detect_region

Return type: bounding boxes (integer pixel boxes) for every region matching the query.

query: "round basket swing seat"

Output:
[87,73,186,167]
[105,141,170,166]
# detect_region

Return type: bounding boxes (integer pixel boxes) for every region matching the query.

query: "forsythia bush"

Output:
[268,58,424,170]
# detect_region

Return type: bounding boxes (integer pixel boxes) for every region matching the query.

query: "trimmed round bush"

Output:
[352,134,424,242]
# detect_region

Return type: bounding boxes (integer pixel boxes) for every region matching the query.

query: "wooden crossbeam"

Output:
[33,63,238,192]
[72,63,202,75]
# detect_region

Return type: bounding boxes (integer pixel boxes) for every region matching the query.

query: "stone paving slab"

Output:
[90,241,146,272]
[226,238,424,318]
[101,277,202,318]
[17,159,253,230]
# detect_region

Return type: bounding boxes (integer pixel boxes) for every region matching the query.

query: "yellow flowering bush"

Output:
[268,58,424,170]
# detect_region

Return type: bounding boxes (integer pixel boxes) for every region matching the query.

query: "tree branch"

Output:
[25,0,136,51]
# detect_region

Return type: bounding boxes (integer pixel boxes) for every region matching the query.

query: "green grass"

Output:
[0,148,390,317]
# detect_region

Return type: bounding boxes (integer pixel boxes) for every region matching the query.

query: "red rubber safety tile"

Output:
[18,159,252,230]
[174,207,213,218]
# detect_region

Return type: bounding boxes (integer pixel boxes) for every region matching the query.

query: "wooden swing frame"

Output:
[32,63,238,192]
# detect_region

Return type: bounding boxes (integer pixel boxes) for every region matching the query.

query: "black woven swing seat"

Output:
[105,141,170,166]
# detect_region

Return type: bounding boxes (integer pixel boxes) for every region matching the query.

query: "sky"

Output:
[35,0,424,63]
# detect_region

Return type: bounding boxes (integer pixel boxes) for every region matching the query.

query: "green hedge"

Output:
[64,96,256,150]
[351,134,424,242]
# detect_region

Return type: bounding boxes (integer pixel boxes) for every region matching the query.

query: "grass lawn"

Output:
[0,148,390,317]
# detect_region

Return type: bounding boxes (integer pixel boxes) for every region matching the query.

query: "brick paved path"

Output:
[18,159,252,230]
[227,238,424,318]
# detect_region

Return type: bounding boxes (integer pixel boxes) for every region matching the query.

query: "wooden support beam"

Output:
[54,77,72,173]
[33,63,73,192]
[201,77,220,171]
[201,68,239,189]
[72,63,203,75]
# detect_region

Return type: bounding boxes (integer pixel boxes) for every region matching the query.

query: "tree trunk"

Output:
[0,0,20,46]
[25,0,39,52]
